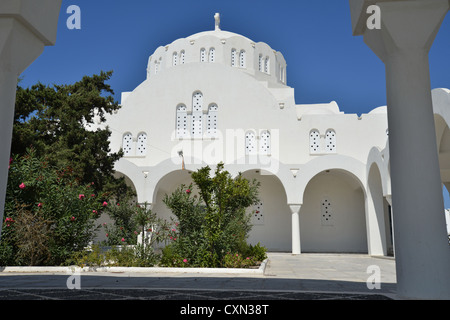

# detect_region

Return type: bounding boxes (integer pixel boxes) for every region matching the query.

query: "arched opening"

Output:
[300,169,367,253]
[240,170,291,252]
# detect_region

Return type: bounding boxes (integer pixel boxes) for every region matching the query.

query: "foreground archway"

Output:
[300,169,367,253]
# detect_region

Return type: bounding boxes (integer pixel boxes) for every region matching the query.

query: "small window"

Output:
[239,50,246,68]
[209,48,215,63]
[264,57,270,74]
[180,51,185,64]
[137,133,147,156]
[258,55,263,72]
[310,130,321,154]
[122,133,133,156]
[176,105,188,138]
[207,104,218,137]
[231,49,237,67]
[172,52,178,66]
[245,131,257,155]
[200,48,206,62]
[321,197,333,226]
[260,130,271,155]
[191,92,203,138]
[252,202,264,225]
[325,129,336,153]
[154,61,159,75]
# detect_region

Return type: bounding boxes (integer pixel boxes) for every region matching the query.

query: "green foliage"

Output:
[1,149,104,266]
[161,163,262,268]
[13,71,132,201]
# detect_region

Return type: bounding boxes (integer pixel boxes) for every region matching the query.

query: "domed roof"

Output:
[186,29,253,43]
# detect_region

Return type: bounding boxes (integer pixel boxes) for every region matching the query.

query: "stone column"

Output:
[289,204,301,255]
[0,0,62,235]
[350,0,450,299]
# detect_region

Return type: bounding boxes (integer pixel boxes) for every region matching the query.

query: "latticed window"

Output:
[264,57,270,74]
[180,51,185,64]
[136,133,147,156]
[325,129,336,153]
[206,104,218,137]
[245,131,256,155]
[209,48,215,63]
[191,92,203,138]
[231,49,237,67]
[310,130,321,154]
[122,133,133,156]
[200,48,206,62]
[259,54,263,72]
[176,105,188,138]
[260,130,271,155]
[239,50,246,68]
[172,52,178,66]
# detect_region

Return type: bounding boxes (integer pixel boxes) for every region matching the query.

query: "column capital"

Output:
[350,0,449,61]
[288,204,302,214]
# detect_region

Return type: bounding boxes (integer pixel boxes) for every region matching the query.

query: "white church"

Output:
[97,14,450,256]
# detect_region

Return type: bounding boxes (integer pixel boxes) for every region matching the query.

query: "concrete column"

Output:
[350,0,450,299]
[0,1,62,235]
[289,204,301,255]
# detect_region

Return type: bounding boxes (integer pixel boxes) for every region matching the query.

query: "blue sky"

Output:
[19,0,450,206]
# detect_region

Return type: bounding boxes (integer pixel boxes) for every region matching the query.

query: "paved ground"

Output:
[0,253,397,303]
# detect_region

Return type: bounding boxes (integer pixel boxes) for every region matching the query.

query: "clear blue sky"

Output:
[19,0,450,206]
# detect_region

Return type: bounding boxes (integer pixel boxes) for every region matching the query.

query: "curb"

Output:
[0,259,268,275]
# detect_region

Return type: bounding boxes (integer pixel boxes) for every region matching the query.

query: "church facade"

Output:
[98,14,450,255]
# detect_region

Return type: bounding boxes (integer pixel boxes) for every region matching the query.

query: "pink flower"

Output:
[70,216,76,222]
[121,238,125,242]
[106,233,109,237]
[19,183,26,190]
[171,229,176,232]
[116,203,120,206]
[37,203,43,208]
[183,259,188,263]
[92,209,98,214]
[102,201,108,207]
[186,189,191,194]
[78,194,85,200]
[91,194,95,197]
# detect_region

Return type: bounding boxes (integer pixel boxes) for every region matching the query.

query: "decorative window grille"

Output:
[136,133,147,156]
[209,48,215,63]
[122,133,133,156]
[260,130,271,155]
[172,52,178,66]
[231,49,237,67]
[154,61,159,75]
[310,130,321,154]
[239,50,246,68]
[191,92,203,138]
[252,202,264,225]
[245,131,257,155]
[176,105,188,138]
[325,130,336,153]
[321,197,333,226]
[200,48,206,62]
[206,104,218,137]
[259,55,263,72]
[264,57,270,74]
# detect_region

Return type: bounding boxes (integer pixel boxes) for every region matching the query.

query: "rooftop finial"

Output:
[214,13,221,31]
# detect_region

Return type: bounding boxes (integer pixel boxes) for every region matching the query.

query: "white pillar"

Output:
[289,204,301,255]
[0,1,62,235]
[350,0,450,299]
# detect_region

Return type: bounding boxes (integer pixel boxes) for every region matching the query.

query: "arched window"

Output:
[239,50,246,68]
[325,129,336,153]
[172,52,178,66]
[122,133,133,156]
[310,129,321,154]
[154,61,159,75]
[258,54,263,72]
[200,48,206,62]
[209,48,215,63]
[207,104,218,137]
[191,92,203,138]
[136,133,147,156]
[176,105,188,138]
[264,57,270,74]
[260,130,271,155]
[245,131,257,155]
[231,49,237,67]
[180,50,185,64]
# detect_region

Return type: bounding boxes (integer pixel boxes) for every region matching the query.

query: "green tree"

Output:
[162,163,260,267]
[12,71,131,201]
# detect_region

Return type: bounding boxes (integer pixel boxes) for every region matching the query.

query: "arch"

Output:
[300,168,368,253]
